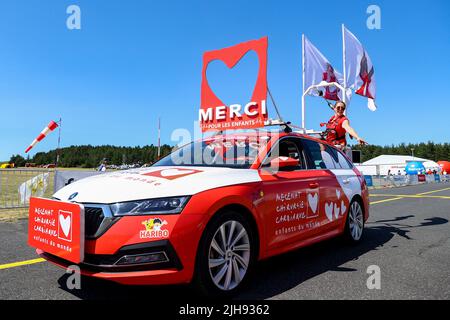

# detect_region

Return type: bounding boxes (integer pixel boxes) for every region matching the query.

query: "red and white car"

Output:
[36,131,369,296]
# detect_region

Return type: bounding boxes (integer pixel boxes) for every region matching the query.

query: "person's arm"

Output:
[342,120,367,145]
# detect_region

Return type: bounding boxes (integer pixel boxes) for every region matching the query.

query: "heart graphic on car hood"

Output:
[53,166,262,203]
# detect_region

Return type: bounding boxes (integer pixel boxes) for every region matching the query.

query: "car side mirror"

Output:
[270,156,299,170]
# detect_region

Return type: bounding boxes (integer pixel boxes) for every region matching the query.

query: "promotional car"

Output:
[29,130,369,296]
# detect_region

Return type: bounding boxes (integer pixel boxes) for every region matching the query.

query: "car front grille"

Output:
[84,207,105,238]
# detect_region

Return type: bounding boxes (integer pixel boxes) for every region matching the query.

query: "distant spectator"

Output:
[97,158,107,172]
[397,170,401,175]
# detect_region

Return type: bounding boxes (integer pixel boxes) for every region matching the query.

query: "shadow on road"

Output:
[57,215,448,300]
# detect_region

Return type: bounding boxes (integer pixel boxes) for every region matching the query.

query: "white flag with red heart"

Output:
[303,36,344,101]
[343,26,377,111]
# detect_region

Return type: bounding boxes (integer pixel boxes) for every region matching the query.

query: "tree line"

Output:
[352,141,450,163]
[5,141,450,168]
[8,144,172,168]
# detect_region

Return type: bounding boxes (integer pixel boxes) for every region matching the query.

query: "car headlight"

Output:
[110,196,190,216]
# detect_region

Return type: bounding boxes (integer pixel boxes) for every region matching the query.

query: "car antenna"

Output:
[208,86,293,136]
[267,85,292,133]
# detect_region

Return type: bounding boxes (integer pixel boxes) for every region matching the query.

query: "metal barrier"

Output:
[0,169,53,209]
[54,170,102,193]
[365,174,450,188]
[0,169,104,210]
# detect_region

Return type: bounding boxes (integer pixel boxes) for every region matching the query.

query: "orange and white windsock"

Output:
[25,120,59,153]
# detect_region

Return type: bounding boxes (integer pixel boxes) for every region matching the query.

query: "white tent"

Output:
[363,155,429,165]
[356,155,431,176]
[423,160,441,172]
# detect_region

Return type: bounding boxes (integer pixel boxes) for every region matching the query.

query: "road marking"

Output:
[370,186,450,205]
[371,194,450,200]
[370,197,405,205]
[416,186,450,195]
[0,258,45,270]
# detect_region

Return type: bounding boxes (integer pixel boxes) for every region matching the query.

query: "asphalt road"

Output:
[1,183,449,300]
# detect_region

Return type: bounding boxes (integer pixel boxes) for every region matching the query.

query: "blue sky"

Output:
[0,0,449,161]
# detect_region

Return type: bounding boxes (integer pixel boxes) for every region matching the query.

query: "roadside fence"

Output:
[364,174,449,188]
[0,169,53,209]
[0,169,101,209]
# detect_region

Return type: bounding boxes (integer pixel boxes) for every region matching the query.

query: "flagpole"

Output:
[157,117,161,159]
[56,117,62,168]
[301,34,306,129]
[342,24,348,115]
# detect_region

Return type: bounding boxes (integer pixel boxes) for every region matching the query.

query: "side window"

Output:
[334,149,353,169]
[262,138,306,171]
[302,139,339,170]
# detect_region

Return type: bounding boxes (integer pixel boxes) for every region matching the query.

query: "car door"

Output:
[327,147,362,218]
[301,139,346,233]
[258,137,323,251]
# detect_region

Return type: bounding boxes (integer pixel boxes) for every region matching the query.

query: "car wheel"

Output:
[193,210,256,297]
[344,199,364,243]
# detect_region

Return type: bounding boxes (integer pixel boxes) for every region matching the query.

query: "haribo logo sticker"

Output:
[140,218,169,239]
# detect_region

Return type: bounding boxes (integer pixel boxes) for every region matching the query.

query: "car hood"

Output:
[53,166,262,203]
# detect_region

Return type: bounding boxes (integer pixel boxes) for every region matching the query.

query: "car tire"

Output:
[193,210,257,298]
[344,199,364,243]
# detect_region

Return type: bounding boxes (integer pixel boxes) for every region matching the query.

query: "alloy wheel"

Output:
[348,201,364,241]
[208,220,251,291]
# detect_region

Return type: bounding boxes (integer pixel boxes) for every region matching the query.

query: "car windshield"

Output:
[153,136,270,169]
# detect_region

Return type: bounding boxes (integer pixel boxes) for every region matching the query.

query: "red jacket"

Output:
[325,115,348,146]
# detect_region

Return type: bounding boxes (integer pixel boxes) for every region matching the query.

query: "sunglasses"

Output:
[336,106,346,110]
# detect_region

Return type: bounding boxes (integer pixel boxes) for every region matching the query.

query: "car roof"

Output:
[202,130,327,144]
[201,130,345,156]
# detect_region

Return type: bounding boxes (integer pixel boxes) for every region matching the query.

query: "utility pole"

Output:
[56,117,62,168]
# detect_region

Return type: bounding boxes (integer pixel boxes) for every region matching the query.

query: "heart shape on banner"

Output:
[200,37,268,132]
[206,50,259,109]
[307,193,318,214]
[59,213,71,238]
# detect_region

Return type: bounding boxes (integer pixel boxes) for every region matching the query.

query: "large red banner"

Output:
[200,37,268,132]
[28,197,85,264]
